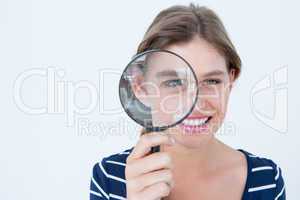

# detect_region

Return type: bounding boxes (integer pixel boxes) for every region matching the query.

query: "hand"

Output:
[125,132,176,200]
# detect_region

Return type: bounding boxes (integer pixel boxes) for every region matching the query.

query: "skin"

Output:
[126,36,247,200]
[136,50,198,127]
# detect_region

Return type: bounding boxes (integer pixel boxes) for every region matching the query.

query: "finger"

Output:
[127,169,173,192]
[127,132,175,163]
[139,182,172,200]
[126,152,173,178]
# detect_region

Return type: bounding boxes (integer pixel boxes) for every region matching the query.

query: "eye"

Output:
[162,79,184,88]
[203,79,221,85]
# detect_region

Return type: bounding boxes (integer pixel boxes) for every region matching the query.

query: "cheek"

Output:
[151,98,177,126]
[152,100,180,126]
[214,89,231,116]
[202,87,231,115]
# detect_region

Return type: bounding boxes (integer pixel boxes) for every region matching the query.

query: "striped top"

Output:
[89,148,286,200]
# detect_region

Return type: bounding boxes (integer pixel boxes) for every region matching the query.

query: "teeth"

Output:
[182,117,209,126]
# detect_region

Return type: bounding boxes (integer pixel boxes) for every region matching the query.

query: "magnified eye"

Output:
[161,79,184,88]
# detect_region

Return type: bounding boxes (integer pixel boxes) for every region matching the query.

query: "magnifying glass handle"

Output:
[150,145,160,153]
[145,127,167,153]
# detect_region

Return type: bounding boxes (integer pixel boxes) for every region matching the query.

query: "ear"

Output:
[228,68,236,91]
[131,77,151,107]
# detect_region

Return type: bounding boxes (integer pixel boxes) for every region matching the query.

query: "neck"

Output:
[163,137,225,171]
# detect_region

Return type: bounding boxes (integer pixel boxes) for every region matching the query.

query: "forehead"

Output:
[144,51,193,79]
[164,36,227,76]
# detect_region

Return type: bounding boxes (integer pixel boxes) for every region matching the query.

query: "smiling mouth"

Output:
[178,116,212,134]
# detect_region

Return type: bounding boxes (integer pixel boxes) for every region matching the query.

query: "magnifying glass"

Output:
[119,49,199,153]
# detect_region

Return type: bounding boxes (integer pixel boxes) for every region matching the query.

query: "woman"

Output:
[90,4,286,200]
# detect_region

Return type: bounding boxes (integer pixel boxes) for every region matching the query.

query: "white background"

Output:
[0,0,298,199]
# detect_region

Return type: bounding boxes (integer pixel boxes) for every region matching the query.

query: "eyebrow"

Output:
[155,70,180,78]
[201,70,226,78]
[155,69,226,79]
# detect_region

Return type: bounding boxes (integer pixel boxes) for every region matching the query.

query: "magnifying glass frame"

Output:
[119,49,199,153]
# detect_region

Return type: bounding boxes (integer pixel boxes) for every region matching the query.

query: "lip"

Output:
[179,116,212,135]
[185,116,210,120]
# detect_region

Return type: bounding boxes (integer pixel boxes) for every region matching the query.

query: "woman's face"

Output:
[137,36,235,148]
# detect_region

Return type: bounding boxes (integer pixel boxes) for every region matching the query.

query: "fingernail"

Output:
[169,137,176,145]
[170,181,175,188]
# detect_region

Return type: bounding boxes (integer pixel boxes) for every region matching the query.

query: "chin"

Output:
[169,126,214,149]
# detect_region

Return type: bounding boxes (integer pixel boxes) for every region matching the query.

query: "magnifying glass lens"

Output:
[119,50,198,131]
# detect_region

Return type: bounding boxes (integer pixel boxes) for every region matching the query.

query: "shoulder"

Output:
[99,147,133,166]
[89,147,133,200]
[92,147,134,181]
[238,149,286,200]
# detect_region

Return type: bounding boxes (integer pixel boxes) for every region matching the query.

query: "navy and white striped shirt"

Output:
[89,148,286,200]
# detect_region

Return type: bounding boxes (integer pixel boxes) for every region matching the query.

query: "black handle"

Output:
[150,145,160,153]
[145,126,167,154]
